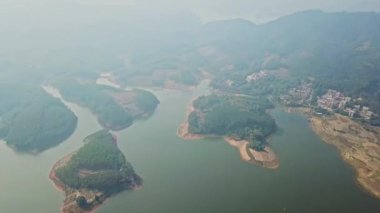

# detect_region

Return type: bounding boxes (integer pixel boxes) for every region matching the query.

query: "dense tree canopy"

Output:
[188,95,276,150]
[56,130,141,192]
[0,84,77,152]
[54,80,159,130]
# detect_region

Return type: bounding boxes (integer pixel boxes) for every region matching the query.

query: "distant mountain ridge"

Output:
[1,9,380,120]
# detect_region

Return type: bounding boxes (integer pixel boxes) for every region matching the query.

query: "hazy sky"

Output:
[101,0,380,23]
[2,0,380,23]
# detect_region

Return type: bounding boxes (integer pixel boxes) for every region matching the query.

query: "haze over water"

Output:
[0,83,379,212]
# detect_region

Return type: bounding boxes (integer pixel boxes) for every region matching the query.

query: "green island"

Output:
[50,130,142,213]
[1,8,380,211]
[54,79,159,130]
[178,95,279,169]
[0,83,77,153]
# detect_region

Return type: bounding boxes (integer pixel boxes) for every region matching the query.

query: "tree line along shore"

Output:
[50,130,142,213]
[177,94,279,169]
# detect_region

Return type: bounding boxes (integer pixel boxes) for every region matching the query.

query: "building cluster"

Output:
[359,106,374,120]
[289,84,313,102]
[246,70,267,82]
[317,90,351,111]
[281,83,313,106]
[317,89,374,119]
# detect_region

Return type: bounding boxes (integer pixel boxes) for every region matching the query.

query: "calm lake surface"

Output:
[1,82,380,213]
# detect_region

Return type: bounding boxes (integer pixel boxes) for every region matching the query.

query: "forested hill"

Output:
[0,84,77,152]
[55,130,141,192]
[1,10,380,120]
[53,130,141,212]
[198,11,380,118]
[3,10,380,97]
[54,79,159,131]
[201,10,380,88]
[188,95,276,151]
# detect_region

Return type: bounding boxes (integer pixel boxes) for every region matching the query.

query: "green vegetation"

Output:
[2,10,380,131]
[0,84,77,152]
[202,12,380,124]
[134,89,161,113]
[3,11,380,126]
[188,95,276,150]
[55,130,141,192]
[76,196,88,208]
[54,80,159,130]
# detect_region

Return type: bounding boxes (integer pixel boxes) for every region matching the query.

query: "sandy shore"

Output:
[50,152,108,213]
[225,137,279,169]
[177,121,204,140]
[50,152,76,193]
[300,110,380,199]
[224,137,251,161]
[177,98,204,140]
[177,97,279,169]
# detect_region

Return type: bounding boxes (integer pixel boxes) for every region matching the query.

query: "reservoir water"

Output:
[1,83,380,212]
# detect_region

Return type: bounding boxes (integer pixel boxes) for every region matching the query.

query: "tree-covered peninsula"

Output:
[0,83,77,153]
[189,95,275,148]
[54,79,159,130]
[178,95,279,168]
[50,130,141,213]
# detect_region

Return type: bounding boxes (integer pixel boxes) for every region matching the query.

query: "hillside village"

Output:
[280,82,313,106]
[282,84,376,121]
[317,89,374,120]
[246,70,268,82]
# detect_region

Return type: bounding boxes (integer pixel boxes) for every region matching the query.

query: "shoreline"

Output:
[224,137,279,169]
[97,75,197,93]
[49,152,108,213]
[288,107,380,199]
[177,98,279,169]
[177,98,204,140]
[49,152,76,193]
